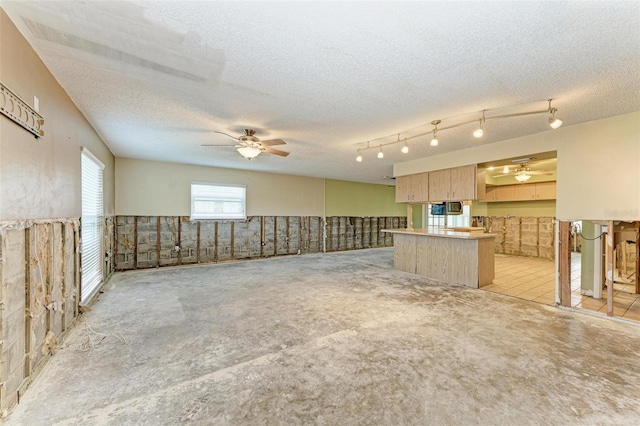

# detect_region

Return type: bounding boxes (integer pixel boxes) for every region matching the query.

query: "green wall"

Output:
[472,200,556,217]
[412,205,423,228]
[324,179,406,217]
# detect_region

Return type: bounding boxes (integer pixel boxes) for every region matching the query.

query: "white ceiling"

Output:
[3,1,639,184]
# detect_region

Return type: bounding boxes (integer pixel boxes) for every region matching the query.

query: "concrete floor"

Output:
[5,248,640,425]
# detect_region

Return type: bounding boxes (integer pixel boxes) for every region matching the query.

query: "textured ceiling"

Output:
[3,1,639,184]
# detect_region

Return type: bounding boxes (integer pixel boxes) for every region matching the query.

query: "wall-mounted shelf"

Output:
[1,81,44,138]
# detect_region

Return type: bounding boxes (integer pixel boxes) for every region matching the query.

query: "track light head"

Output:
[430,120,440,146]
[377,146,384,159]
[401,141,409,154]
[547,100,563,129]
[548,112,563,129]
[473,117,484,138]
[356,151,362,162]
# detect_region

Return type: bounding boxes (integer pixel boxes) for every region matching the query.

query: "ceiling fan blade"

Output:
[260,138,286,146]
[214,131,239,141]
[200,144,238,147]
[528,171,554,175]
[492,174,512,178]
[263,147,290,157]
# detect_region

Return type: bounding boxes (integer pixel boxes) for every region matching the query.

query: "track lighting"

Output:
[353,99,565,162]
[473,111,485,138]
[401,139,409,154]
[430,120,440,146]
[547,101,563,129]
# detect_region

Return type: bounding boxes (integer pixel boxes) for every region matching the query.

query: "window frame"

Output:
[190,182,247,220]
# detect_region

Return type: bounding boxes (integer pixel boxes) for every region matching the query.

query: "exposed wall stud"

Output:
[559,221,571,307]
[156,217,161,267]
[231,220,235,259]
[214,222,219,262]
[133,217,139,269]
[606,221,614,316]
[196,221,201,264]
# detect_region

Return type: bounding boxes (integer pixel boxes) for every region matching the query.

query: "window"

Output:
[424,203,471,228]
[81,148,104,303]
[191,182,246,220]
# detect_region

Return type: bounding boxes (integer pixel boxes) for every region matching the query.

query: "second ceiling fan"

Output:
[201,129,290,160]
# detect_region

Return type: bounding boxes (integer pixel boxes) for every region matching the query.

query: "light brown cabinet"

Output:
[534,181,556,199]
[428,169,451,202]
[514,184,536,200]
[484,181,556,202]
[396,164,479,204]
[395,172,429,203]
[483,186,498,202]
[429,165,477,202]
[451,165,477,200]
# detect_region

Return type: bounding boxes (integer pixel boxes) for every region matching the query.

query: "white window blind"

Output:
[191,183,246,220]
[81,149,104,303]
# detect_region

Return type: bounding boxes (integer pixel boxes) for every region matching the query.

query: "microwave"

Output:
[446,201,463,215]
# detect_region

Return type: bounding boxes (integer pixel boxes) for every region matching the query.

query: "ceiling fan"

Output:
[201,129,290,160]
[492,162,554,182]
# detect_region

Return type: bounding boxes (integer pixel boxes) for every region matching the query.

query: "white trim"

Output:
[81,146,105,170]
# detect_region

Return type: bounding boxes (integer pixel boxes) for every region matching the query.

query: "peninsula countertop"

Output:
[381,227,495,240]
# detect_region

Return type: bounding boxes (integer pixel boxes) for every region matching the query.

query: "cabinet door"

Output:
[496,185,516,201]
[483,187,498,202]
[535,181,556,200]
[395,175,412,203]
[450,165,477,200]
[412,172,430,203]
[428,169,451,202]
[514,184,536,201]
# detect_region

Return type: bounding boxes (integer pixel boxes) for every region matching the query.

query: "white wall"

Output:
[116,158,325,217]
[0,10,115,220]
[394,112,640,221]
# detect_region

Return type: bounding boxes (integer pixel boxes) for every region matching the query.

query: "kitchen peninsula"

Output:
[382,228,495,288]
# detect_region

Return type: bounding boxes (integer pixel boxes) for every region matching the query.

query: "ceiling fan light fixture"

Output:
[515,172,532,182]
[237,146,261,159]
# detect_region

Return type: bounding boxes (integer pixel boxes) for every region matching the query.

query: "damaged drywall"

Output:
[481,216,555,260]
[115,216,405,271]
[0,216,115,414]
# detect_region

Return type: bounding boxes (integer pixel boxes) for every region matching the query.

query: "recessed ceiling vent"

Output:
[511,157,536,164]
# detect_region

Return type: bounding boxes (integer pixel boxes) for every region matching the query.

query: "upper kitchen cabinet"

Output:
[428,169,451,202]
[395,172,429,203]
[429,165,477,202]
[450,165,477,200]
